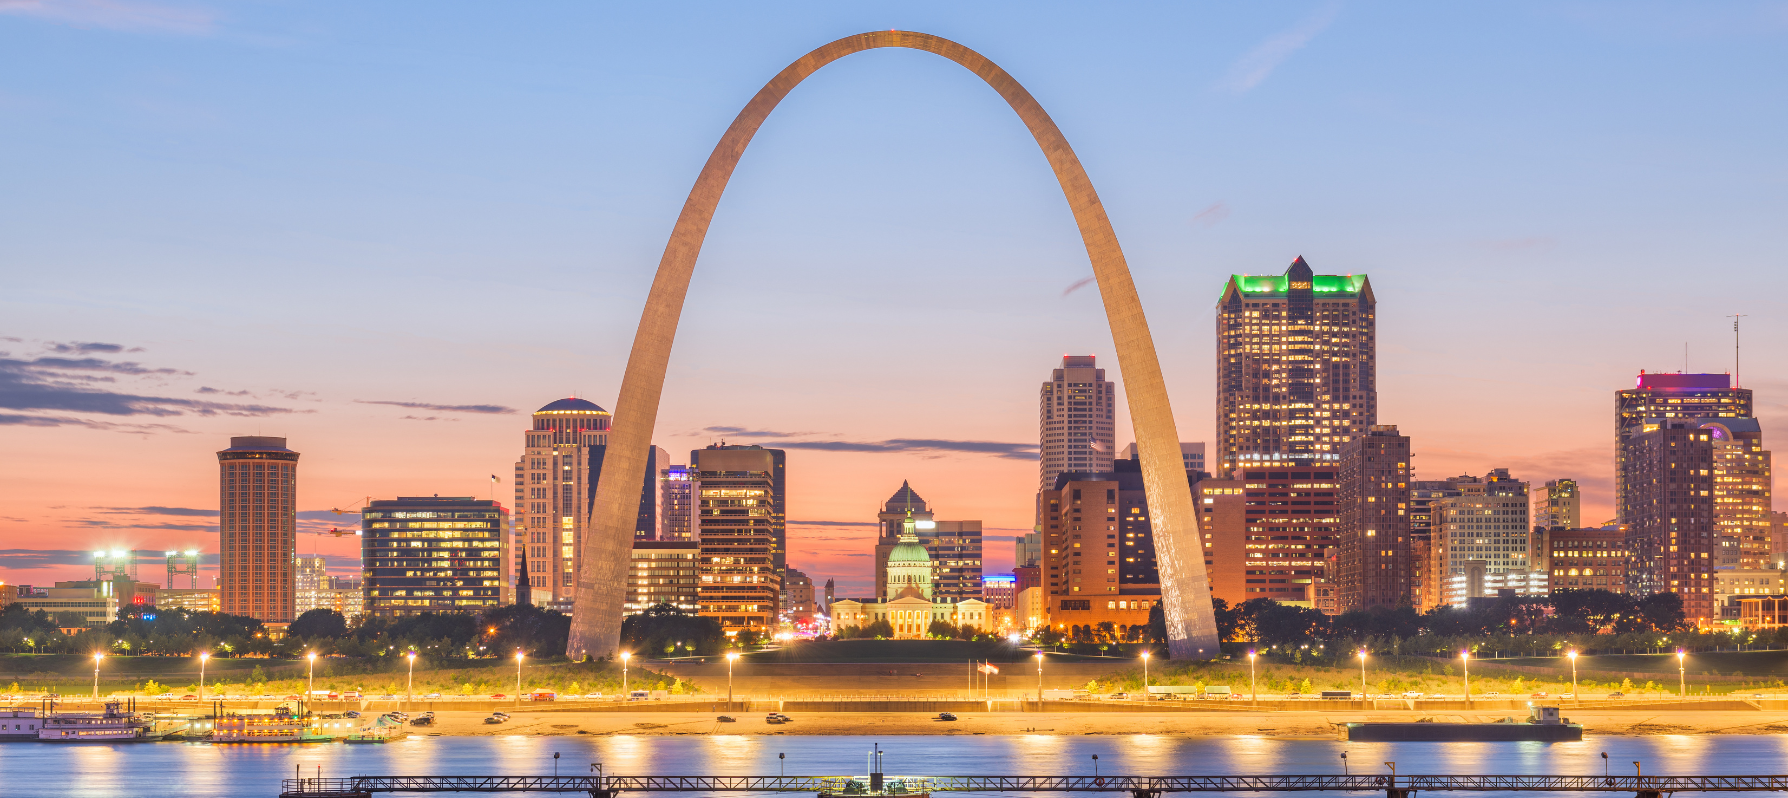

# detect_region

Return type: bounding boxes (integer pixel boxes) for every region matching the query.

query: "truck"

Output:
[1145,686,1201,700]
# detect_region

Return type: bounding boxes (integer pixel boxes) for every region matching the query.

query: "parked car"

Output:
[1482,691,1501,697]
[410,712,436,726]
[1607,692,1625,698]
[1560,693,1575,699]
[1401,692,1424,699]
[484,715,506,725]
[765,712,792,723]
[179,694,198,701]
[1530,692,1549,698]
[716,715,736,722]
[491,711,510,719]
[343,711,361,718]
[423,693,442,700]
[490,693,508,700]
[935,712,958,721]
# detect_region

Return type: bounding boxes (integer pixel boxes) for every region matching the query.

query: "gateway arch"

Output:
[567,30,1220,660]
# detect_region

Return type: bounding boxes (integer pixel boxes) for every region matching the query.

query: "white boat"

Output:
[38,701,159,742]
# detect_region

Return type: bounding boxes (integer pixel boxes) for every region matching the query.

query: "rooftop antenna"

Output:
[1729,314,1748,387]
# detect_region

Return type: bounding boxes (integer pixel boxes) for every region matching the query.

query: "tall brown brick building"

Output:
[217,436,299,623]
[1336,425,1412,612]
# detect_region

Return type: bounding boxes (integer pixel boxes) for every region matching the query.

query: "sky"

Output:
[2,1,1786,597]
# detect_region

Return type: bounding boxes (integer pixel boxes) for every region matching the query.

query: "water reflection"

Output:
[0,735,1773,798]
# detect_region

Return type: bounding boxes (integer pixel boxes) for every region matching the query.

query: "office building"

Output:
[1039,458,1160,635]
[1547,526,1629,594]
[295,555,329,616]
[1121,442,1206,476]
[1617,372,1752,522]
[875,482,934,600]
[1215,257,1376,471]
[783,568,817,623]
[1195,473,1249,606]
[983,574,1016,610]
[217,436,300,623]
[930,521,984,601]
[1433,470,1535,600]
[626,541,699,614]
[1624,420,1718,624]
[512,398,663,604]
[1718,570,1787,621]
[1703,419,1773,570]
[1336,425,1412,613]
[1444,561,1548,607]
[660,464,697,542]
[1039,355,1117,494]
[1535,479,1582,531]
[157,588,221,614]
[361,496,508,618]
[1015,531,1042,568]
[692,444,784,631]
[1413,477,1474,610]
[9,585,116,627]
[1198,463,1340,609]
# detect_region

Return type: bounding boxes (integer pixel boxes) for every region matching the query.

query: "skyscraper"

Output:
[512,398,663,607]
[362,496,508,618]
[1039,355,1116,494]
[1215,257,1376,471]
[1704,419,1773,570]
[217,436,299,623]
[1616,372,1752,522]
[1336,425,1412,613]
[1039,459,1160,634]
[692,444,785,631]
[1624,421,1717,623]
[1535,479,1582,530]
[659,464,696,542]
[1433,469,1541,605]
[930,521,984,601]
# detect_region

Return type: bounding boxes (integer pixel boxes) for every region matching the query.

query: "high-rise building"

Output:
[361,496,508,618]
[783,567,817,623]
[1193,473,1249,605]
[1014,531,1042,569]
[930,521,984,601]
[1616,372,1752,522]
[1625,420,1718,624]
[1200,463,1341,609]
[1535,479,1582,531]
[1121,442,1206,476]
[660,464,697,542]
[1433,470,1533,596]
[692,444,785,632]
[1412,477,1473,610]
[1336,425,1412,613]
[626,541,699,614]
[1039,355,1116,494]
[295,555,329,617]
[983,574,1016,610]
[1547,526,1629,595]
[217,436,300,623]
[512,398,664,604]
[875,482,933,600]
[1039,459,1160,634]
[1215,257,1376,471]
[1704,419,1773,570]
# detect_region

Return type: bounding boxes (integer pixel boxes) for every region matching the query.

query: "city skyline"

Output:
[5,5,1787,600]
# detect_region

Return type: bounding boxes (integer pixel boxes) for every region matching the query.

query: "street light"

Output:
[1677,650,1686,699]
[406,652,416,711]
[92,653,104,699]
[1567,650,1578,703]
[1461,650,1471,707]
[1248,650,1258,704]
[1035,652,1045,703]
[725,651,741,707]
[1140,650,1150,700]
[621,652,631,695]
[515,650,525,708]
[307,651,318,702]
[198,652,210,703]
[1357,649,1368,698]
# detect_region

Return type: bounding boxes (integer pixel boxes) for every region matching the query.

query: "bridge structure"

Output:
[279,773,1788,798]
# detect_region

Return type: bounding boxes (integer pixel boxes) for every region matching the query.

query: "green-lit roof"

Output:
[1227,273,1366,296]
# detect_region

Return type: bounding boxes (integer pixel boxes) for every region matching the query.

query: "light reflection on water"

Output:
[2,734,1781,798]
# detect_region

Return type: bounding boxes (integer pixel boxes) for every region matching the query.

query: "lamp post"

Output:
[621,652,631,696]
[199,652,210,703]
[92,653,104,699]
[1357,649,1368,699]
[1461,650,1471,707]
[724,651,742,706]
[515,650,525,708]
[1035,652,1045,703]
[1248,650,1258,704]
[405,652,416,711]
[1677,650,1686,699]
[1567,650,1578,703]
[1141,650,1150,701]
[307,651,317,702]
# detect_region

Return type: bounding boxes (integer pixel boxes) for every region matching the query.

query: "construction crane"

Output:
[331,496,372,515]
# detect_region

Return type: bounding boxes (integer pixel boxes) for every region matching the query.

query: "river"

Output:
[2,734,1782,798]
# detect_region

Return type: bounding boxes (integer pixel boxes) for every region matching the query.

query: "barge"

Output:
[1341,705,1583,742]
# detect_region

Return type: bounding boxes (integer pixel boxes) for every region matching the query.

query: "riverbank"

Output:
[405,708,1788,738]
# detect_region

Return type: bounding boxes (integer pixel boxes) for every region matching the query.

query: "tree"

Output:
[927,620,958,639]
[1147,601,1167,644]
[1633,592,1688,633]
[484,603,573,657]
[290,609,348,640]
[619,603,722,656]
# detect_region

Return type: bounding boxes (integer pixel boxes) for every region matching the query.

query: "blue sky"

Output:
[2,1,1785,593]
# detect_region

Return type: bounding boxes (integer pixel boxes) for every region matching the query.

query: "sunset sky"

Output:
[3,2,1786,597]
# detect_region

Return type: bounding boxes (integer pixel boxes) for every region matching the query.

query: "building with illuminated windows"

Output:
[1547,526,1628,595]
[1536,479,1582,531]
[1215,257,1376,471]
[1039,458,1160,635]
[1433,470,1535,603]
[1195,464,1339,610]
[216,436,300,623]
[1039,356,1116,495]
[660,464,696,542]
[511,398,665,605]
[1704,419,1773,570]
[626,541,699,613]
[1616,373,1752,523]
[828,512,991,638]
[361,496,509,618]
[1336,425,1412,613]
[1624,419,1719,624]
[692,444,785,631]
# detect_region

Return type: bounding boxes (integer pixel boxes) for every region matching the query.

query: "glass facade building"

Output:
[361,496,509,618]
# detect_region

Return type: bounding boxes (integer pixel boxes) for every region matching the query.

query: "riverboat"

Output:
[1,709,42,741]
[1341,705,1583,742]
[210,709,333,744]
[37,701,161,742]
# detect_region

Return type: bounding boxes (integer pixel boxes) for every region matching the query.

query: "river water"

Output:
[2,734,1782,798]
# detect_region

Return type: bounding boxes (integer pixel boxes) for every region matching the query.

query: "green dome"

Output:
[888,539,930,564]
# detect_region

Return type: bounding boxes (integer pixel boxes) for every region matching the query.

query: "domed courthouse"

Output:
[829,511,990,638]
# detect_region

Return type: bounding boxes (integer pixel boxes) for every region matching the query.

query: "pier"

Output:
[279,774,1788,798]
